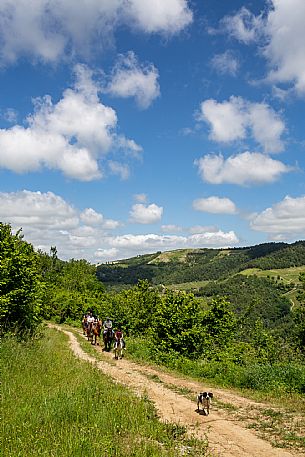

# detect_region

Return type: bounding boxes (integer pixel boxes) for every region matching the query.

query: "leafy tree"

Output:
[201,297,237,355]
[37,254,105,322]
[292,273,305,352]
[293,305,305,353]
[0,223,44,335]
[250,319,279,363]
[110,280,161,335]
[199,275,291,331]
[150,290,204,357]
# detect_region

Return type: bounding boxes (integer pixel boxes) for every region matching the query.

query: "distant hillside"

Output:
[96,241,305,336]
[96,241,305,287]
[199,274,292,329]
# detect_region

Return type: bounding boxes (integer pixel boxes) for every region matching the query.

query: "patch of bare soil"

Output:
[49,324,303,457]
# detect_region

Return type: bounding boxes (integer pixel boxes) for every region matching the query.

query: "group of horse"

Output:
[82,317,124,360]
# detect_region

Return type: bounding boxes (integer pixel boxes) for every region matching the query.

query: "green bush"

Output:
[0,223,44,336]
[126,336,305,394]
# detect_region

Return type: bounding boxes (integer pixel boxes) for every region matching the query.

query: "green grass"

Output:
[1,329,208,457]
[167,265,305,293]
[247,408,305,450]
[149,249,190,264]
[240,266,305,284]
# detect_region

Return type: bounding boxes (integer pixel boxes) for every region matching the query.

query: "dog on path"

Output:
[197,392,213,415]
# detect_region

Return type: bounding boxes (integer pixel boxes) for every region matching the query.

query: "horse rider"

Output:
[103,317,113,331]
[114,325,126,349]
[87,312,95,330]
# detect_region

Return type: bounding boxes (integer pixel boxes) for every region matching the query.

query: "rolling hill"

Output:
[96,241,305,287]
[96,241,305,332]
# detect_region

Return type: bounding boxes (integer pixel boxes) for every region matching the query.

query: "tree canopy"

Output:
[0,223,44,335]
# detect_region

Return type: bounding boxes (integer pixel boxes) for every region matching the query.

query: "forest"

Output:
[1,222,305,393]
[96,241,305,285]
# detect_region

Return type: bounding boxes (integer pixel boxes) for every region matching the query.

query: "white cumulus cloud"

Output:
[108,230,239,255]
[250,195,305,236]
[80,208,104,225]
[195,151,292,186]
[198,96,285,153]
[126,0,193,34]
[263,0,305,95]
[220,6,264,44]
[95,248,119,261]
[221,1,305,96]
[129,203,163,224]
[0,190,120,260]
[193,196,237,214]
[198,96,246,143]
[0,190,241,263]
[104,51,160,109]
[98,228,239,262]
[0,0,192,64]
[0,190,78,229]
[0,65,141,180]
[247,102,285,154]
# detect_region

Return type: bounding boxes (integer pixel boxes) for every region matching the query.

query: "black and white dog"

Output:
[197,392,213,415]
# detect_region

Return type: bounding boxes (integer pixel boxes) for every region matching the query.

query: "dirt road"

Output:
[50,325,303,457]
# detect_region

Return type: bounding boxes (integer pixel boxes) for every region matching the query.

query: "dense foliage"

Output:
[294,273,305,352]
[198,275,291,329]
[96,241,305,286]
[0,223,44,335]
[38,248,105,323]
[247,241,305,270]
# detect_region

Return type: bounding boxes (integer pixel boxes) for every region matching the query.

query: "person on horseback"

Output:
[102,317,113,351]
[87,312,94,326]
[114,325,126,349]
[103,317,113,330]
[114,325,125,359]
[85,312,95,343]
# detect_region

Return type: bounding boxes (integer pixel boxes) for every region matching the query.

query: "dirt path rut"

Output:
[50,325,302,457]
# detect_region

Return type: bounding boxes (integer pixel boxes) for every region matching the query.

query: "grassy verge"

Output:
[126,338,305,393]
[1,328,208,457]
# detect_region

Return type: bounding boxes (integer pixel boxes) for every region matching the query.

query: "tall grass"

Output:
[1,329,207,456]
[127,337,305,395]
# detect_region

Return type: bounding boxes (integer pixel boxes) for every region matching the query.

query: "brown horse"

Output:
[86,322,93,343]
[103,327,113,351]
[92,320,102,345]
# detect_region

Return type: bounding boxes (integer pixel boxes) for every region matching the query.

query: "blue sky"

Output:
[0,0,304,262]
